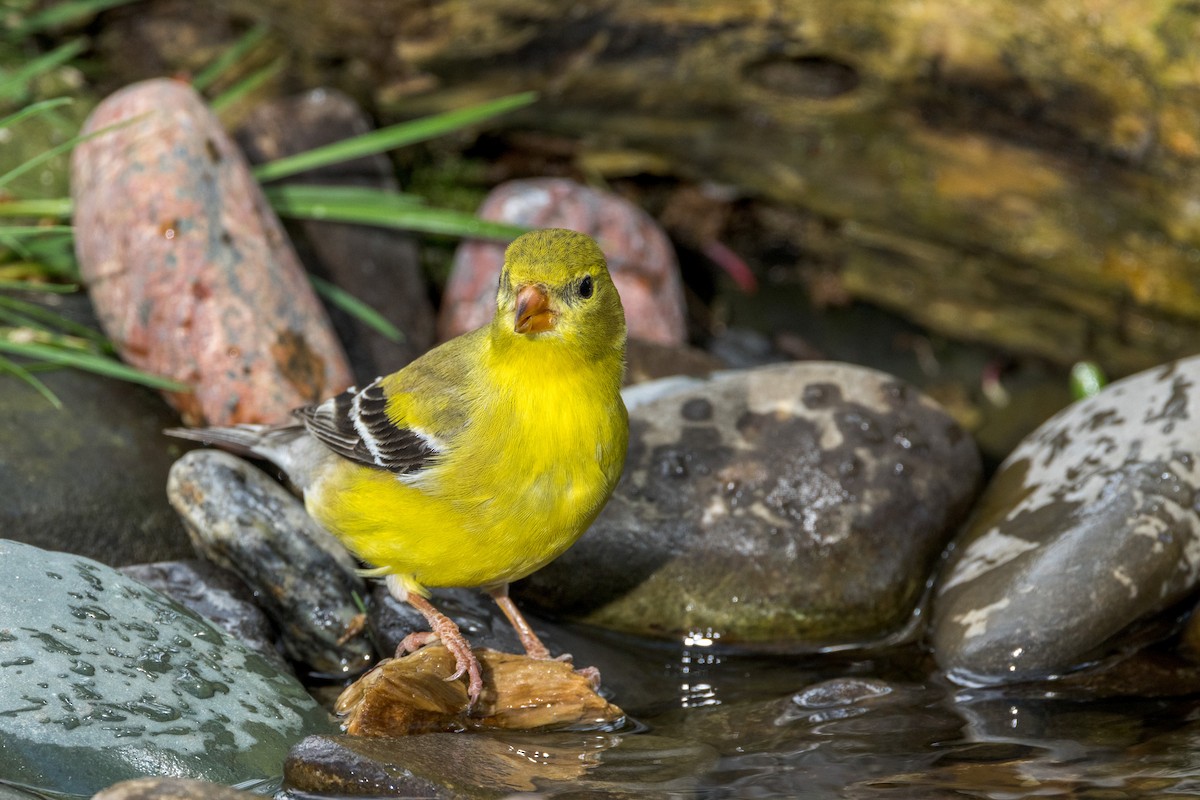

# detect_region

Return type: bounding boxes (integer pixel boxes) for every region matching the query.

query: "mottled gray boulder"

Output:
[0,539,332,797]
[932,357,1200,684]
[167,450,373,677]
[518,362,982,646]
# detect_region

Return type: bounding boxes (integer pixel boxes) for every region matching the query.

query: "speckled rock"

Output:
[72,78,352,425]
[0,539,333,797]
[932,357,1200,685]
[167,450,373,677]
[518,362,981,646]
[439,178,687,345]
[0,303,192,566]
[284,731,715,798]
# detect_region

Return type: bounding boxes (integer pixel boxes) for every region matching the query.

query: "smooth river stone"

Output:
[0,539,332,797]
[439,178,688,345]
[932,356,1200,684]
[518,361,982,646]
[71,78,352,425]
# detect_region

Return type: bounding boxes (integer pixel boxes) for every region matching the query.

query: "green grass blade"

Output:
[0,114,145,189]
[0,226,74,236]
[0,279,78,293]
[209,55,287,113]
[267,184,528,240]
[309,274,403,343]
[0,338,188,391]
[0,353,62,408]
[0,39,87,102]
[192,23,271,92]
[13,0,137,35]
[0,198,74,218]
[263,183,425,212]
[0,295,111,348]
[0,97,74,132]
[253,91,538,183]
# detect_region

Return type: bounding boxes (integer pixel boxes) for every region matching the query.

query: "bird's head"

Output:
[493,228,626,361]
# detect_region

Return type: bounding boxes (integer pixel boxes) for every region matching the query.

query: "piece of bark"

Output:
[72,78,352,425]
[336,645,624,735]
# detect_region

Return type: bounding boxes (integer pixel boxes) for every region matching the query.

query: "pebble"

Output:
[71,78,352,425]
[439,177,687,345]
[0,539,332,797]
[932,356,1200,685]
[167,449,373,677]
[518,361,981,646]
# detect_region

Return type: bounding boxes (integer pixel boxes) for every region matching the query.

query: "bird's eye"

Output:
[578,275,594,299]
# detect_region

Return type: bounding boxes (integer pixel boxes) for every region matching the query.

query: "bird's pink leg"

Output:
[488,585,602,688]
[488,584,552,659]
[387,576,483,707]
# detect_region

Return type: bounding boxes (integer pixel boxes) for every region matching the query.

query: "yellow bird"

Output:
[170,228,629,705]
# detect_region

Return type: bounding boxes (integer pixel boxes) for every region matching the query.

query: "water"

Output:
[282,624,1200,798]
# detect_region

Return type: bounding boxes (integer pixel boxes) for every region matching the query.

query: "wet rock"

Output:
[120,560,285,670]
[519,362,981,646]
[72,78,352,426]
[0,318,192,565]
[167,449,373,677]
[285,730,715,798]
[0,539,333,797]
[932,356,1200,685]
[336,645,624,735]
[93,777,263,800]
[236,89,435,382]
[440,178,687,345]
[625,338,724,386]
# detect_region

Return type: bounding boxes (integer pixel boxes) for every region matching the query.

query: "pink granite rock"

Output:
[440,178,687,345]
[71,78,352,425]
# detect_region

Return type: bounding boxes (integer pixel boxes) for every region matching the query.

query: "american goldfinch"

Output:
[169,228,629,706]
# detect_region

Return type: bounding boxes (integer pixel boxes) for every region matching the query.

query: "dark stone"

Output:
[518,361,982,647]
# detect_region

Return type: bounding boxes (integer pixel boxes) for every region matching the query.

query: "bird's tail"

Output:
[164,424,306,461]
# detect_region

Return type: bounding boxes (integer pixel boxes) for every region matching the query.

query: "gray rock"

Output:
[167,450,373,677]
[0,297,192,566]
[93,776,264,800]
[0,539,332,797]
[518,362,981,646]
[284,731,715,798]
[120,560,285,670]
[932,356,1200,685]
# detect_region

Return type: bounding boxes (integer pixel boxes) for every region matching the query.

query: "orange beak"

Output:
[514,284,556,334]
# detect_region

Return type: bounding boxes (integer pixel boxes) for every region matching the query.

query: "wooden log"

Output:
[230,0,1200,374]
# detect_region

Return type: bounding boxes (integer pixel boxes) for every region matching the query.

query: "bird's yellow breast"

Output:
[306,333,627,592]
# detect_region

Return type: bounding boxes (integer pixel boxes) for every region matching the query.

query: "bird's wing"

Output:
[293,378,438,475]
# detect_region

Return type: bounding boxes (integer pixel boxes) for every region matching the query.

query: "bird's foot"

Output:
[395,631,439,657]
[402,593,484,709]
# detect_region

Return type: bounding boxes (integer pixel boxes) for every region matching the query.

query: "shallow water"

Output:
[283,623,1200,799]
